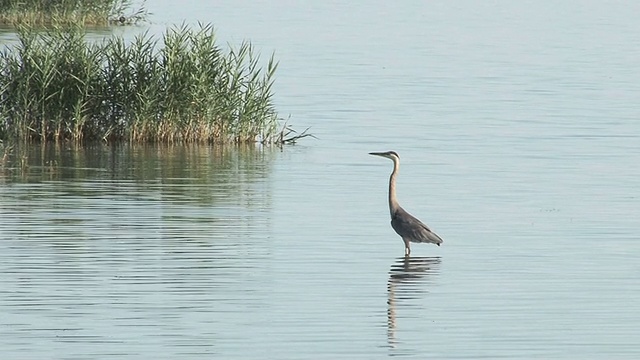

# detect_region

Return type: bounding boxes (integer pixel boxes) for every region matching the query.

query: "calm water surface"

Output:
[2,1,640,359]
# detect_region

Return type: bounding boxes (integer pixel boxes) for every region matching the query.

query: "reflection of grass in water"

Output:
[0,142,32,177]
[1,142,277,206]
[0,24,310,144]
[129,144,276,205]
[0,0,148,26]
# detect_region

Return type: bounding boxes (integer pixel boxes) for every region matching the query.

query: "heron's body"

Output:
[370,151,443,255]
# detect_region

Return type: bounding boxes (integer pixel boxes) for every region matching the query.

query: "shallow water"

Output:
[2,1,640,359]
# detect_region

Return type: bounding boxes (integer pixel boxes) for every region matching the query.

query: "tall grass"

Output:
[0,0,147,26]
[0,24,304,144]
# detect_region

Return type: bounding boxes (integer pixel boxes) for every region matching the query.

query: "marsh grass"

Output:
[0,142,12,167]
[0,0,147,26]
[0,24,301,144]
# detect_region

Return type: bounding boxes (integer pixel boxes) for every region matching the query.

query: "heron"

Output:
[369,151,443,255]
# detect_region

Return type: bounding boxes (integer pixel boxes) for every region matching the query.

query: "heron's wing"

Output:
[391,208,443,245]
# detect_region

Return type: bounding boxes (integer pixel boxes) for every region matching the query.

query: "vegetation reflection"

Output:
[0,142,276,206]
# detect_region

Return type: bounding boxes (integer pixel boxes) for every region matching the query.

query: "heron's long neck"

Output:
[388,159,400,217]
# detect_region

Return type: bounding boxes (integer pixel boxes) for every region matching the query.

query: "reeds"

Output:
[0,0,147,26]
[0,24,299,144]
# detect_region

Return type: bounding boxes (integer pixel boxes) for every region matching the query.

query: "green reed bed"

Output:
[0,0,146,26]
[0,24,306,144]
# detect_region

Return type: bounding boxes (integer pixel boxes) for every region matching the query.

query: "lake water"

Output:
[2,1,640,358]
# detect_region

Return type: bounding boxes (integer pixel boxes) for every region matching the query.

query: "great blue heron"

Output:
[369,151,443,255]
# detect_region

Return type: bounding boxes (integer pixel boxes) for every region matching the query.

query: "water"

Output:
[2,1,640,358]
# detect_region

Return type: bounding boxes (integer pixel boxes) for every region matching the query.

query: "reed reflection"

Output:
[0,143,277,255]
[0,143,275,205]
[387,256,441,349]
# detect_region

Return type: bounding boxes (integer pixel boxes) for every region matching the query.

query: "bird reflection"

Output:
[387,256,441,349]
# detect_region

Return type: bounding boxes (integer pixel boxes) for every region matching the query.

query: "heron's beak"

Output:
[369,152,386,157]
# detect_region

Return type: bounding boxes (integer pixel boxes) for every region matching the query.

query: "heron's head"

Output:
[369,151,400,161]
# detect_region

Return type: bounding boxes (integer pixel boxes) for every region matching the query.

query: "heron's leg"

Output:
[403,239,411,256]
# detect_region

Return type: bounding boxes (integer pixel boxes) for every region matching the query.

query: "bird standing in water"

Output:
[369,151,443,255]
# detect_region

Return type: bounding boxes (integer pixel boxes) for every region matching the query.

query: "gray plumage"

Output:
[370,151,443,255]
